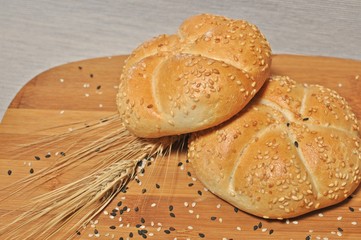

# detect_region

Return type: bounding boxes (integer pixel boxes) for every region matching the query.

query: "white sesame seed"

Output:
[262,228,268,232]
[60,110,65,114]
[99,104,103,108]
[286,219,290,224]
[189,210,194,214]
[219,218,223,223]
[188,226,193,230]
[318,213,324,217]
[85,93,90,97]
[351,221,357,225]
[191,202,197,207]
[216,203,221,209]
[184,202,189,207]
[196,214,200,219]
[236,226,241,231]
[337,231,342,236]
[355,75,360,80]
[151,203,156,207]
[338,83,343,87]
[59,78,64,83]
[337,216,342,220]
[149,233,154,236]
[103,210,108,215]
[292,221,299,224]
[88,233,94,237]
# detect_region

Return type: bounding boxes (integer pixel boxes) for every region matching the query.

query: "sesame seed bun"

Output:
[188,76,361,219]
[117,14,271,138]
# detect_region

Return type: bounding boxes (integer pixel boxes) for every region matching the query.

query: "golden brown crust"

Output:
[117,14,272,138]
[188,76,361,219]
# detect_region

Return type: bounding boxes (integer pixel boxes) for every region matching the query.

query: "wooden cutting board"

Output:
[0,54,360,240]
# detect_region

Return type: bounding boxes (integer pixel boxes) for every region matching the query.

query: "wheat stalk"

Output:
[0,115,183,239]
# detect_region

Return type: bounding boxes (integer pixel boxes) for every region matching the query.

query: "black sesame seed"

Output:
[34,156,40,160]
[134,206,139,212]
[199,233,205,238]
[141,188,147,194]
[164,230,171,234]
[338,227,344,232]
[135,179,140,184]
[119,210,124,215]
[286,122,290,127]
[94,229,99,234]
[110,212,116,217]
[253,225,258,231]
[269,229,274,235]
[119,237,124,240]
[155,183,160,189]
[117,201,123,207]
[169,205,174,211]
[187,171,192,177]
[60,152,66,156]
[136,224,142,228]
[141,235,147,239]
[76,231,81,235]
[303,117,309,121]
[30,168,34,174]
[109,225,116,229]
[188,183,194,187]
[129,232,133,238]
[305,235,311,240]
[170,212,176,218]
[45,153,51,158]
[169,227,175,231]
[122,206,128,211]
[78,66,82,70]
[349,207,355,212]
[141,168,145,174]
[7,170,12,176]
[258,222,262,228]
[141,217,145,223]
[197,190,202,196]
[90,74,94,78]
[186,159,190,163]
[234,207,239,213]
[294,141,299,148]
[347,195,353,199]
[177,162,183,167]
[97,85,101,90]
[211,216,217,221]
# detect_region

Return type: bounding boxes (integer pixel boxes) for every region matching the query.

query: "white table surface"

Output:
[1,0,360,121]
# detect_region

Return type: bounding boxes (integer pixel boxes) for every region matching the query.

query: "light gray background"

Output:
[1,0,360,121]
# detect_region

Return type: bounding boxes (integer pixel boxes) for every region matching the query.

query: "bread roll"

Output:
[117,14,271,138]
[188,76,361,219]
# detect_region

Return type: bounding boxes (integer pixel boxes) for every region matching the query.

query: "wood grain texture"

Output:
[1,0,361,120]
[0,54,360,239]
